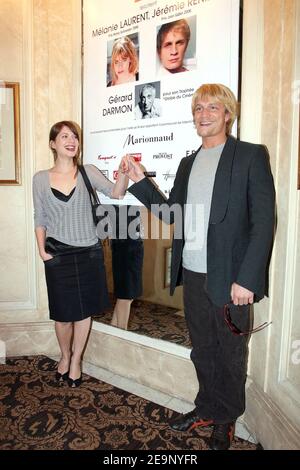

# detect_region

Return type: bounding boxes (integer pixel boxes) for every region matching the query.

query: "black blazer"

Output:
[129,136,275,306]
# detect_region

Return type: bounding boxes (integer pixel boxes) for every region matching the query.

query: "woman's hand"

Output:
[118,158,128,174]
[40,251,53,262]
[111,158,130,199]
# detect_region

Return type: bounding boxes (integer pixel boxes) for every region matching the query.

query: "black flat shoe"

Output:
[67,374,82,388]
[55,370,69,383]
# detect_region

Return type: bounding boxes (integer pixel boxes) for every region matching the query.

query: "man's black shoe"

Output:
[170,408,214,432]
[208,422,235,450]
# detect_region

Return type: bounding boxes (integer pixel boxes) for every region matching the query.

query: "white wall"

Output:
[0,0,81,340]
[241,0,300,449]
[0,0,299,450]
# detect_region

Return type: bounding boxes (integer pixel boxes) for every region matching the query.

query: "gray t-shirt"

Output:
[182,143,224,273]
[32,164,114,246]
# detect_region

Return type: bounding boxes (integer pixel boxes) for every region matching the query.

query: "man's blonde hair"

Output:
[157,19,190,54]
[191,84,238,135]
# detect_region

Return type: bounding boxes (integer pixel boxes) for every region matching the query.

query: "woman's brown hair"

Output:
[49,121,81,166]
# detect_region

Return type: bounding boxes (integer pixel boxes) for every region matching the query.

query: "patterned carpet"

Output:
[94,298,192,348]
[0,356,258,451]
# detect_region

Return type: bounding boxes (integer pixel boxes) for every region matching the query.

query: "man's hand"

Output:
[230,283,254,306]
[121,155,146,183]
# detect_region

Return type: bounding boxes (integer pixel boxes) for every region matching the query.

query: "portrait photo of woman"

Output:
[107,35,139,87]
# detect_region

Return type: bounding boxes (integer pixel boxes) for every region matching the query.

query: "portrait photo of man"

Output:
[134,82,161,119]
[156,17,197,76]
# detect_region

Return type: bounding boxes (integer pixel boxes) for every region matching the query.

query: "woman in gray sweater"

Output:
[33,121,128,387]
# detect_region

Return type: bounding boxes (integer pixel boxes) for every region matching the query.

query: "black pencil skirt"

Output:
[111,238,144,299]
[44,238,110,322]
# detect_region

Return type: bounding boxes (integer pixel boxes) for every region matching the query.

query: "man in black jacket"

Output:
[123,83,275,450]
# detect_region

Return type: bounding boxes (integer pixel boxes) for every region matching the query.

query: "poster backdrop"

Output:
[83,0,240,204]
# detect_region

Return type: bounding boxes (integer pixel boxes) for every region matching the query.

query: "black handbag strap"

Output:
[78,165,100,206]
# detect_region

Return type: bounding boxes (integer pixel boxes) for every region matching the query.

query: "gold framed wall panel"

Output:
[0,81,21,185]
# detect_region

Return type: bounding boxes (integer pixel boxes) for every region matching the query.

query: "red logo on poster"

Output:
[129,152,142,162]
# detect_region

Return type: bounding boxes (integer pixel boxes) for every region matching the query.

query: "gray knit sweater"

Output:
[32,164,114,246]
